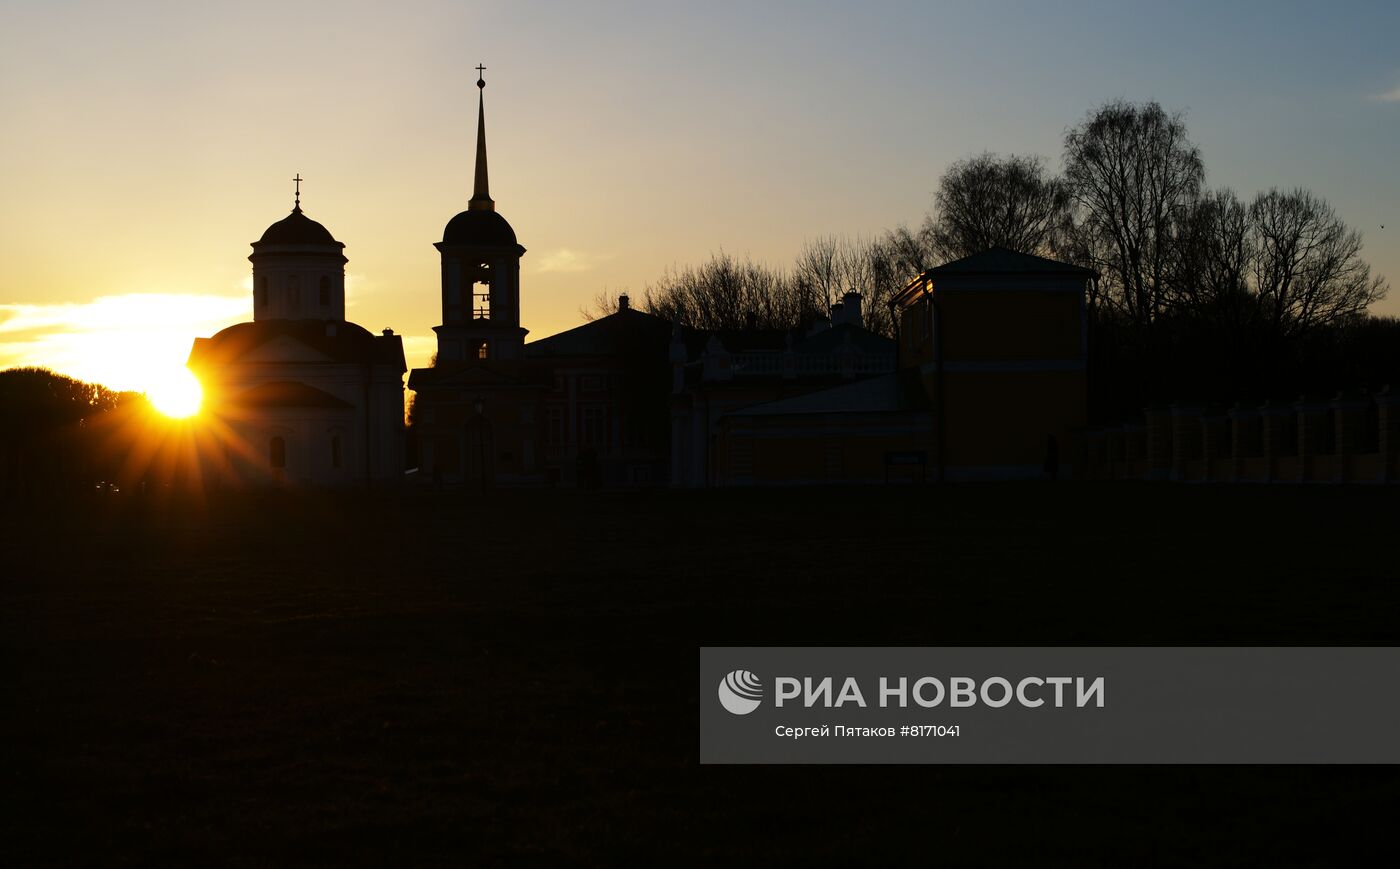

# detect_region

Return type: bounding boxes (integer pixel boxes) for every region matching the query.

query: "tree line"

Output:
[594,99,1390,417]
[0,367,181,499]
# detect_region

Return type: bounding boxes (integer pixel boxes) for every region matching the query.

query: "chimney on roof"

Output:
[382,328,394,336]
[618,293,630,312]
[841,291,863,329]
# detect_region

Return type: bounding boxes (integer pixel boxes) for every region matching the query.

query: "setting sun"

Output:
[146,368,203,418]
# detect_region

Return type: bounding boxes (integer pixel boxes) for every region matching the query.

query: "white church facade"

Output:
[186,191,406,487]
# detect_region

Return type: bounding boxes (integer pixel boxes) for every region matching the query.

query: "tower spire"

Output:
[292,173,303,213]
[468,64,494,212]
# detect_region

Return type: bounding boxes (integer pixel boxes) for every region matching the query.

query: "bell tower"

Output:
[432,66,527,363]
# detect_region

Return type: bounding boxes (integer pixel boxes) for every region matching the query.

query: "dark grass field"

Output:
[3,483,1397,866]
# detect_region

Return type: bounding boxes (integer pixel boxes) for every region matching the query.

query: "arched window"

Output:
[270,436,286,468]
[288,275,300,307]
[319,276,330,306]
[476,341,490,360]
[257,275,269,308]
[331,435,342,469]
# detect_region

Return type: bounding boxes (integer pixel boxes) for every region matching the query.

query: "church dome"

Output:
[257,209,339,246]
[442,208,517,247]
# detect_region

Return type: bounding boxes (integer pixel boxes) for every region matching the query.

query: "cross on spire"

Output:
[292,173,303,212]
[469,63,494,211]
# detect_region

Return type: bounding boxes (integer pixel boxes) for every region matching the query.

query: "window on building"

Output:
[547,407,564,446]
[473,283,491,319]
[319,276,330,306]
[468,261,492,320]
[1317,413,1336,455]
[1276,417,1298,457]
[257,276,269,308]
[331,435,342,469]
[582,405,605,447]
[270,436,286,468]
[476,341,490,360]
[1361,402,1381,453]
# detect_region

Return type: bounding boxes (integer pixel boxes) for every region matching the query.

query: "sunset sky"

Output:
[2,0,1397,395]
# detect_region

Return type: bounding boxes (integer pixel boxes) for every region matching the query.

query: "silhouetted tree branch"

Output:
[923,152,1071,262]
[579,288,624,322]
[1248,188,1387,337]
[1168,188,1254,329]
[641,251,804,331]
[1064,100,1204,327]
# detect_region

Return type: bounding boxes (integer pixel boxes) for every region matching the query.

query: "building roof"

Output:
[226,380,353,409]
[441,208,518,247]
[726,369,931,417]
[924,247,1097,278]
[188,319,406,372]
[792,322,895,356]
[255,208,341,246]
[440,71,520,248]
[525,306,675,359]
[408,359,547,390]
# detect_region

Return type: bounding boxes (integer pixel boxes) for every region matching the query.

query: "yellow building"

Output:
[893,247,1093,480]
[709,248,1094,484]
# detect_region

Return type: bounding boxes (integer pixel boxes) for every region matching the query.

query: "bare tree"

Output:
[792,236,847,312]
[880,223,935,281]
[579,288,624,322]
[792,236,886,307]
[791,232,933,336]
[923,152,1071,262]
[1169,189,1254,327]
[1248,188,1387,336]
[861,227,937,336]
[641,251,804,331]
[1064,101,1204,327]
[574,236,914,339]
